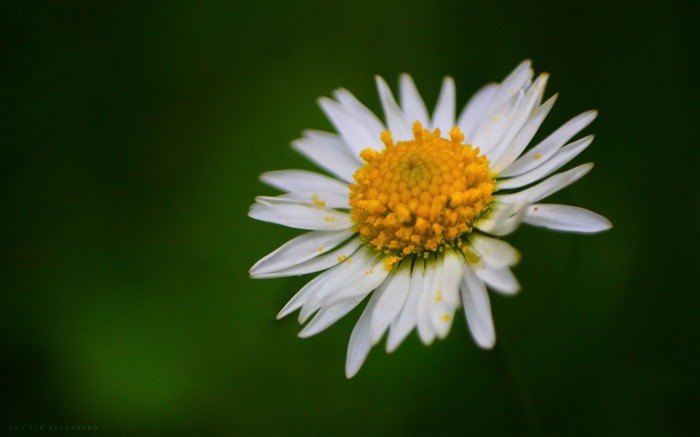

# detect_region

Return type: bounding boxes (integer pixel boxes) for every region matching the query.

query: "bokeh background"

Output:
[2,0,698,436]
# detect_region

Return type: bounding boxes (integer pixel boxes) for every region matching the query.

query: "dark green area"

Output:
[2,1,698,435]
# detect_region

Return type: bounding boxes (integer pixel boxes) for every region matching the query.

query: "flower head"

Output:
[249,60,612,378]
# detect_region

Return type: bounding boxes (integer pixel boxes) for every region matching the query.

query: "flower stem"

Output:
[491,333,541,436]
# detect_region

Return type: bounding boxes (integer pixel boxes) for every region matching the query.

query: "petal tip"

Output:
[345,365,359,379]
[248,266,259,278]
[374,75,388,86]
[593,216,614,233]
[297,329,312,338]
[478,338,496,350]
[586,109,599,121]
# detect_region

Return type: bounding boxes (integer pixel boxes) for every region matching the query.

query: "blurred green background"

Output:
[2,0,698,435]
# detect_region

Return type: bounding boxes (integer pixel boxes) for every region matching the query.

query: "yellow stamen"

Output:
[349,122,494,258]
[383,256,400,271]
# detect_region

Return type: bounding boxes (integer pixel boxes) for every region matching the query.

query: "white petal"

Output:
[475,202,528,236]
[474,264,521,295]
[370,262,411,344]
[523,204,612,233]
[298,295,367,338]
[416,257,438,345]
[248,202,352,230]
[276,257,357,320]
[399,74,430,127]
[457,83,499,142]
[333,88,386,141]
[252,237,362,279]
[317,255,391,308]
[318,97,382,156]
[291,130,361,182]
[375,76,413,141]
[298,258,389,337]
[481,60,533,123]
[250,229,354,277]
[484,73,549,164]
[260,170,348,196]
[496,163,593,205]
[386,259,424,352]
[488,94,557,174]
[498,60,534,95]
[345,283,385,378]
[297,248,377,323]
[460,266,496,349]
[440,251,464,308]
[471,90,525,156]
[496,135,593,190]
[254,192,349,210]
[487,74,551,172]
[500,110,597,177]
[431,76,456,134]
[469,235,521,268]
[428,250,464,339]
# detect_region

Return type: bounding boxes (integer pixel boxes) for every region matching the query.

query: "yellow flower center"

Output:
[349,122,495,266]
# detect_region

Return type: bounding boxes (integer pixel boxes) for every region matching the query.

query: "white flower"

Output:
[249,60,612,378]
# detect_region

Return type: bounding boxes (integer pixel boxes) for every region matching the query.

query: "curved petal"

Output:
[416,257,438,345]
[333,88,386,141]
[500,110,597,177]
[386,259,425,352]
[523,204,612,233]
[318,97,383,156]
[469,234,521,268]
[428,250,463,339]
[457,83,499,142]
[487,73,551,172]
[479,60,533,127]
[248,202,353,230]
[475,202,528,236]
[375,76,413,141]
[260,170,348,196]
[345,281,387,378]
[292,130,361,182]
[370,261,411,344]
[250,229,354,278]
[496,163,593,205]
[496,135,593,190]
[460,265,496,349]
[488,93,557,174]
[276,253,364,320]
[256,192,349,210]
[252,237,362,279]
[298,294,367,338]
[399,74,430,127]
[471,90,524,156]
[297,248,378,323]
[474,264,521,295]
[318,256,391,309]
[431,76,456,134]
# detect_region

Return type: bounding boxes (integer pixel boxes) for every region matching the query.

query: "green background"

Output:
[2,1,698,435]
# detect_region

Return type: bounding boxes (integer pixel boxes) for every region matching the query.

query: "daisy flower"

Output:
[249,60,612,378]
